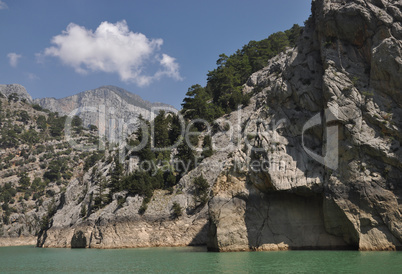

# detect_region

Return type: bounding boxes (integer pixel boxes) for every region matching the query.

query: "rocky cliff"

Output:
[0,84,33,103]
[0,95,100,245]
[34,0,402,251]
[207,0,402,251]
[0,85,176,246]
[34,85,176,137]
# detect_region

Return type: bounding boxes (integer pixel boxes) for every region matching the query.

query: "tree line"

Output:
[181,24,302,121]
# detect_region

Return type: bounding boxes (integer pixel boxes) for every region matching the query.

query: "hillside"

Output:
[1,0,401,251]
[0,93,101,245]
[38,0,401,251]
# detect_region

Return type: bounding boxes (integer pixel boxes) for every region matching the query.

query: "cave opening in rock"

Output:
[71,230,87,248]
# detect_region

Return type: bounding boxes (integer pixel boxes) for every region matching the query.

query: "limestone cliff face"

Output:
[34,86,176,136]
[207,0,402,251]
[36,155,227,248]
[0,84,33,103]
[38,0,401,251]
[36,87,248,249]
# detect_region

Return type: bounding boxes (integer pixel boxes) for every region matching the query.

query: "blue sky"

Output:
[0,0,311,109]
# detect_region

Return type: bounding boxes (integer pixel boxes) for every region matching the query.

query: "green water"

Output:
[0,246,401,273]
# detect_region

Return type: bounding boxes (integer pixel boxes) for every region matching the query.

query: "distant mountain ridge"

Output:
[32,85,176,137]
[0,84,176,139]
[34,85,175,114]
[34,85,174,115]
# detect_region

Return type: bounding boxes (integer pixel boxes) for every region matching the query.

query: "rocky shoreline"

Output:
[0,236,36,247]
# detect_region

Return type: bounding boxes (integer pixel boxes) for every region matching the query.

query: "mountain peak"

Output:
[34,85,176,135]
[0,84,33,103]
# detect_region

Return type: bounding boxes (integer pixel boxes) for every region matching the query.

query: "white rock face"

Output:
[0,84,32,103]
[34,85,176,137]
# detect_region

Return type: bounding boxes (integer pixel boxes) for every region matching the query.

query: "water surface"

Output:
[0,246,401,273]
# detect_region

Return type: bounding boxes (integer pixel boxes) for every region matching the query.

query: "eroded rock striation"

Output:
[207,0,402,251]
[34,85,176,136]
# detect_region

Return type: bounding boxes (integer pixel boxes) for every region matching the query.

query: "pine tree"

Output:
[201,135,214,158]
[110,156,123,193]
[18,172,31,190]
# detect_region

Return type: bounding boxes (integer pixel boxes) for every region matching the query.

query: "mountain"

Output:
[0,84,33,103]
[1,0,401,251]
[33,0,402,251]
[34,85,176,138]
[0,94,101,246]
[0,85,176,246]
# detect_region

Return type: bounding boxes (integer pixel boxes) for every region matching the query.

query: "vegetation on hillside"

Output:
[0,24,303,226]
[181,24,302,121]
[0,93,101,232]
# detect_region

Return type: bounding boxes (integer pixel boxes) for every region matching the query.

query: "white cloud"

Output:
[155,54,183,81]
[0,1,8,10]
[40,20,182,86]
[7,53,22,67]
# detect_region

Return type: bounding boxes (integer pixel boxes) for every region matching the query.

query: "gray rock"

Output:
[34,85,177,137]
[208,0,402,251]
[0,84,32,103]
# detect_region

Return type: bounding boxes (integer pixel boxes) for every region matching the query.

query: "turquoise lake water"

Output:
[0,246,401,273]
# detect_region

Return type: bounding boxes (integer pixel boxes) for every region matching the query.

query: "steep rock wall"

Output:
[208,0,402,251]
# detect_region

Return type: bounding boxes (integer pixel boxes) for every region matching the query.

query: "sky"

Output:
[0,0,312,109]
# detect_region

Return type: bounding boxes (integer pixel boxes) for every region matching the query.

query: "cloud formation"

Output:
[7,53,22,67]
[0,1,7,10]
[41,20,182,86]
